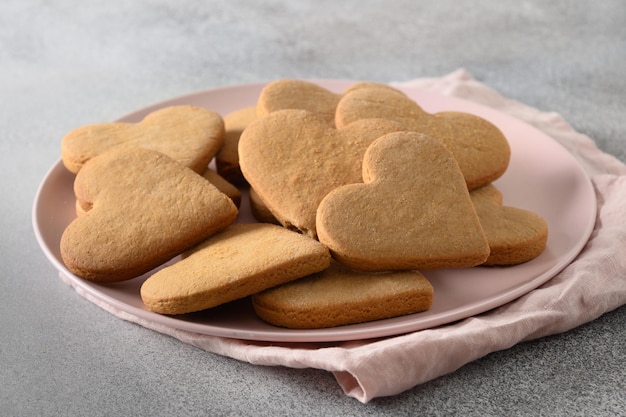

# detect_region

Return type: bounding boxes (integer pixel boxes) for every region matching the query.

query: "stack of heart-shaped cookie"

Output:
[58,80,548,329]
[59,105,332,319]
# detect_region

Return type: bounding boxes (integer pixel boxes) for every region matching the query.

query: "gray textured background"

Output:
[2,1,624,416]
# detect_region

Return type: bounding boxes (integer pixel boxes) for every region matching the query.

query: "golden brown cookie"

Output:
[61,105,224,174]
[252,262,434,329]
[238,109,406,237]
[256,79,342,125]
[61,147,238,282]
[255,80,403,124]
[248,187,279,224]
[74,199,87,217]
[202,168,242,208]
[470,184,548,265]
[140,223,331,315]
[316,131,490,271]
[215,106,257,184]
[335,85,511,190]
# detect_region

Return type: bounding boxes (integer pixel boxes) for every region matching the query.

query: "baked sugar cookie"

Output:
[256,79,342,124]
[316,131,490,271]
[470,184,548,265]
[335,85,511,190]
[215,106,257,184]
[238,109,405,237]
[140,223,331,315]
[252,262,434,329]
[249,187,279,225]
[202,168,242,208]
[61,148,238,282]
[61,105,224,174]
[256,79,405,125]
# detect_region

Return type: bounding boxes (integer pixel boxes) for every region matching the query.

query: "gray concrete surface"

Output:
[1,1,624,415]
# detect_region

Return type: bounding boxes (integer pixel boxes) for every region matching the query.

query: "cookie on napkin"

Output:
[61,147,238,282]
[316,131,490,271]
[140,223,331,315]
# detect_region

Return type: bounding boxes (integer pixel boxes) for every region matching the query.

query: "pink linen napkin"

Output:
[59,69,626,403]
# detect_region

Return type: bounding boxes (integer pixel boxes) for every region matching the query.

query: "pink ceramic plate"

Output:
[33,80,596,342]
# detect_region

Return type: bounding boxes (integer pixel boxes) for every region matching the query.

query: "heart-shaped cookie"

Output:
[470,184,548,265]
[316,131,490,271]
[140,223,331,315]
[215,105,258,184]
[249,187,280,225]
[252,261,434,329]
[335,86,511,190]
[61,105,225,174]
[256,79,403,126]
[61,147,238,282]
[202,168,242,208]
[238,109,406,237]
[256,79,342,125]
